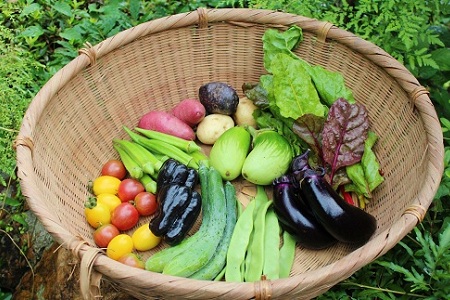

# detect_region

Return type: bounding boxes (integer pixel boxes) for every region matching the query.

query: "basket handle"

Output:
[78,246,103,300]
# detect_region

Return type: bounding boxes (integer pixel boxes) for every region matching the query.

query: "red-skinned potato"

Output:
[138,110,195,140]
[170,99,206,127]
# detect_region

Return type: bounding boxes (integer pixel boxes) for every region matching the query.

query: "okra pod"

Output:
[126,128,197,169]
[135,127,202,153]
[139,174,157,194]
[113,139,155,175]
[113,143,143,179]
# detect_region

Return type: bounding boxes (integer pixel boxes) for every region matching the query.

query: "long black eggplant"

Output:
[298,169,377,245]
[272,174,337,250]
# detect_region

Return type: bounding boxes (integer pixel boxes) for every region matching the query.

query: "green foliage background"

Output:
[1,0,449,298]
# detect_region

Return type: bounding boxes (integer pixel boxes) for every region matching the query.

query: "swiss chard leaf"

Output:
[270,53,325,119]
[309,65,356,105]
[262,25,303,73]
[292,114,325,161]
[322,98,369,183]
[346,131,385,198]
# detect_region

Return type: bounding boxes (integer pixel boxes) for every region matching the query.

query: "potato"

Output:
[138,110,195,140]
[196,114,235,145]
[170,99,206,127]
[233,97,258,127]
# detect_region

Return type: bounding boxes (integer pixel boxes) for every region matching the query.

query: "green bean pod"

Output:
[225,199,257,282]
[244,199,272,282]
[263,207,281,280]
[244,185,270,281]
[279,230,296,278]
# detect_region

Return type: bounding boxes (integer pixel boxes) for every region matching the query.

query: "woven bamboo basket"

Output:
[15,8,444,300]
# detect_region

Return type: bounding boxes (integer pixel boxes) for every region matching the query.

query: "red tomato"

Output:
[93,224,120,248]
[134,192,158,216]
[117,252,145,269]
[118,178,145,202]
[111,202,139,231]
[101,159,127,180]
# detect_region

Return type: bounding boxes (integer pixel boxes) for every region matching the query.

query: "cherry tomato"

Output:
[106,234,134,260]
[93,224,120,248]
[134,192,157,216]
[96,193,122,212]
[84,198,111,228]
[101,159,127,180]
[111,202,139,231]
[117,252,145,269]
[131,224,161,251]
[92,175,121,196]
[118,178,145,202]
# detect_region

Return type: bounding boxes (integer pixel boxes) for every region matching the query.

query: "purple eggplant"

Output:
[272,175,337,250]
[298,169,377,245]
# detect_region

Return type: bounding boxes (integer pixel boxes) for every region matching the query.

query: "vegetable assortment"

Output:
[81,25,387,284]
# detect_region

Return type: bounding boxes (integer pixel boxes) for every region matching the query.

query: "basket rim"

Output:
[15,7,444,299]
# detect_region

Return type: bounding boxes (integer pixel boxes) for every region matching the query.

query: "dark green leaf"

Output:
[52,2,73,17]
[431,48,450,71]
[3,197,22,207]
[20,25,44,38]
[20,3,41,16]
[129,0,141,20]
[11,213,28,228]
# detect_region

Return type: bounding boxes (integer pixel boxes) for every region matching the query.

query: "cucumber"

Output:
[209,126,251,181]
[189,181,238,280]
[162,166,227,277]
[145,163,210,272]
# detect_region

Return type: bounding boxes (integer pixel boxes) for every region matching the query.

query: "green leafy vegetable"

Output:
[345,131,385,198]
[261,25,355,117]
[308,65,355,105]
[262,25,303,73]
[270,53,325,118]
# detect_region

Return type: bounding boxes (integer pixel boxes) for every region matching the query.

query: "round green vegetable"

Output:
[241,129,293,185]
[209,126,251,181]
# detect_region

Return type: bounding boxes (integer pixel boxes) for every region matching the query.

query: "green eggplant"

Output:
[209,126,251,180]
[242,129,293,185]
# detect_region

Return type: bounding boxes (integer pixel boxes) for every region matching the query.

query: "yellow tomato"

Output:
[96,193,122,212]
[92,175,121,196]
[106,234,134,260]
[131,224,161,251]
[84,200,111,229]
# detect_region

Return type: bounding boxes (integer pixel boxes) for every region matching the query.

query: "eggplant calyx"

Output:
[273,174,299,188]
[290,148,311,172]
